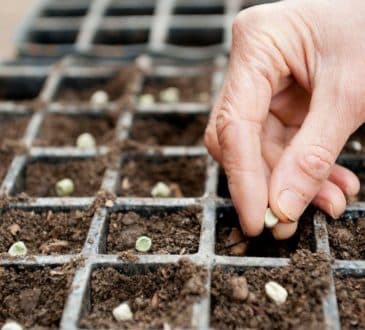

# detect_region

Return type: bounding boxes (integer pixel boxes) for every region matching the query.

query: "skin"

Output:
[205,0,364,239]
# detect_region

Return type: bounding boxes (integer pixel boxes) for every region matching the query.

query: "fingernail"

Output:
[316,198,337,219]
[277,189,307,222]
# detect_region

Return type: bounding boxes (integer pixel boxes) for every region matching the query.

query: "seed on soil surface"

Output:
[1,321,23,330]
[230,276,249,301]
[138,93,155,107]
[151,182,171,198]
[7,223,21,236]
[55,178,75,197]
[76,133,96,149]
[265,281,288,305]
[348,140,362,152]
[230,242,248,256]
[159,87,180,103]
[225,227,244,247]
[90,90,109,106]
[265,208,279,228]
[135,236,152,252]
[8,241,27,257]
[112,302,133,321]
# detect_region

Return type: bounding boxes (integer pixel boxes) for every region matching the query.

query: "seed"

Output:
[138,94,155,107]
[8,223,21,236]
[264,208,279,228]
[159,87,180,103]
[8,241,27,257]
[112,302,133,321]
[230,276,249,301]
[136,54,152,72]
[55,178,75,197]
[1,321,23,330]
[151,182,171,198]
[349,140,362,152]
[230,242,247,256]
[225,227,244,247]
[76,133,96,149]
[135,236,152,252]
[265,281,288,304]
[90,90,109,106]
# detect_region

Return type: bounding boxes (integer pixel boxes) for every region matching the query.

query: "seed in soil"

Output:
[1,321,23,330]
[151,182,171,198]
[135,236,152,253]
[8,241,27,257]
[264,208,279,228]
[55,178,75,197]
[80,259,207,329]
[119,156,206,197]
[90,90,109,106]
[159,87,180,103]
[138,94,155,107]
[112,302,133,321]
[76,133,96,149]
[106,207,201,255]
[265,281,288,305]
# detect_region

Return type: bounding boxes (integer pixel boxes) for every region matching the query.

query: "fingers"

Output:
[329,164,360,197]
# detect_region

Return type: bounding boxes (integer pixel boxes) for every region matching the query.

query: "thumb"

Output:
[269,81,358,222]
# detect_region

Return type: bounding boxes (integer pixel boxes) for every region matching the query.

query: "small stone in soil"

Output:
[159,87,180,103]
[138,94,155,107]
[230,276,249,301]
[76,133,96,149]
[1,321,23,330]
[265,281,288,305]
[8,241,27,257]
[90,90,109,106]
[151,182,171,198]
[264,208,279,228]
[112,302,133,322]
[135,236,152,253]
[7,224,20,236]
[55,178,75,197]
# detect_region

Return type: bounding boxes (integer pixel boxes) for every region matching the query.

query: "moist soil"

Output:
[80,259,207,329]
[0,208,92,255]
[335,275,365,329]
[119,156,206,197]
[142,75,211,103]
[215,208,315,257]
[35,114,116,147]
[211,250,331,330]
[0,263,75,329]
[327,217,365,260]
[0,115,29,145]
[0,152,13,184]
[129,114,208,146]
[22,158,106,197]
[107,207,201,255]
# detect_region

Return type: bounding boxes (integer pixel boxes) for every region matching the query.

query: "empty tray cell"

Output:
[105,2,155,16]
[35,114,116,147]
[18,157,107,197]
[106,206,201,255]
[119,155,207,197]
[130,113,208,146]
[94,28,149,45]
[327,217,365,260]
[0,151,14,184]
[335,274,365,329]
[168,27,223,47]
[217,168,230,198]
[0,264,75,329]
[0,208,92,255]
[0,114,29,145]
[79,259,207,329]
[41,6,88,17]
[211,250,330,329]
[28,29,78,45]
[342,124,365,154]
[215,207,315,257]
[174,1,224,15]
[0,75,45,101]
[141,75,212,103]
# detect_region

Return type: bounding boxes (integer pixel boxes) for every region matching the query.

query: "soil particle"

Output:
[80,258,207,329]
[211,250,331,329]
[107,207,201,255]
[0,208,92,255]
[335,275,365,329]
[327,217,365,260]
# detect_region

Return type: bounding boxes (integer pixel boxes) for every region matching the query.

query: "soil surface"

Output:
[211,250,330,329]
[0,152,13,184]
[327,217,365,260]
[119,156,206,197]
[22,158,106,197]
[107,207,201,255]
[216,208,315,257]
[35,114,116,147]
[0,208,92,255]
[142,75,211,103]
[130,114,208,146]
[335,275,365,329]
[0,115,29,145]
[80,259,207,329]
[0,263,75,329]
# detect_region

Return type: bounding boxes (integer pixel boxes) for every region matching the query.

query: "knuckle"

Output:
[203,126,215,150]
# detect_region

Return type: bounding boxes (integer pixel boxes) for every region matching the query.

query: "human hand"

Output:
[205,0,363,239]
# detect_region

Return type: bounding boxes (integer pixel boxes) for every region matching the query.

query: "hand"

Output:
[205,0,363,239]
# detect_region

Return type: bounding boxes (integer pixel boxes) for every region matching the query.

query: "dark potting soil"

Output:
[129,114,208,146]
[327,217,365,260]
[215,208,315,257]
[21,158,106,197]
[211,250,330,330]
[119,156,207,197]
[107,207,201,255]
[142,75,211,103]
[35,114,116,147]
[0,115,29,146]
[0,264,75,329]
[335,275,365,329]
[0,208,92,255]
[0,152,13,184]
[80,259,207,329]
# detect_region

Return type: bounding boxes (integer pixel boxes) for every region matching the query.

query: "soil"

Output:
[119,156,207,197]
[107,207,201,255]
[0,208,92,255]
[21,158,106,197]
[80,258,207,329]
[129,114,208,146]
[0,263,75,329]
[335,275,365,329]
[0,152,13,184]
[35,114,116,147]
[215,208,315,257]
[0,115,29,146]
[142,75,211,103]
[327,217,365,260]
[211,250,330,330]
